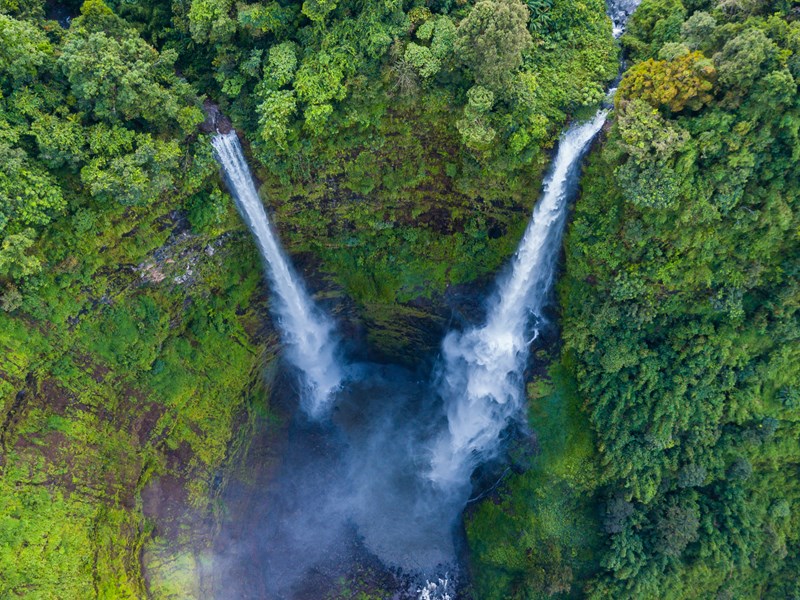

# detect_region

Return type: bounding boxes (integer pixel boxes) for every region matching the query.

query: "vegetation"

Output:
[0,0,616,594]
[467,0,799,597]
[2,0,798,596]
[1,1,281,595]
[466,363,602,599]
[171,0,618,304]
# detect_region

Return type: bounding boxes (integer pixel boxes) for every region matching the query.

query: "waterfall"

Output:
[211,131,342,417]
[429,112,609,487]
[428,0,638,489]
[607,0,640,36]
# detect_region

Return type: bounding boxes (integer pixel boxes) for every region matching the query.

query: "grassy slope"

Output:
[0,191,280,598]
[465,360,603,599]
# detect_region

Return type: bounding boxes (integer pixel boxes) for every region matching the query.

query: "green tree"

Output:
[681,11,716,52]
[457,85,497,151]
[31,114,88,170]
[618,51,716,113]
[256,89,297,151]
[615,98,689,163]
[237,1,298,37]
[302,0,338,22]
[0,228,41,279]
[714,28,778,101]
[263,41,298,90]
[0,14,52,89]
[654,495,700,558]
[0,144,66,232]
[80,133,181,205]
[58,1,200,130]
[623,0,686,60]
[404,43,441,79]
[455,0,532,93]
[188,0,235,43]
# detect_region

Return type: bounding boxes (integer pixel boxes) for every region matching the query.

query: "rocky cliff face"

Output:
[0,197,282,597]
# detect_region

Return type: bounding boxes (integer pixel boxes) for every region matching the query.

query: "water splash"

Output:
[211,131,342,417]
[418,576,453,600]
[608,0,640,37]
[429,111,609,488]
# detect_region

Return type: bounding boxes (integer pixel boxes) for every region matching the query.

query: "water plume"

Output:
[212,131,342,417]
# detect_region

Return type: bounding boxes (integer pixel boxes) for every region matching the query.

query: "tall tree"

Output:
[455,0,532,94]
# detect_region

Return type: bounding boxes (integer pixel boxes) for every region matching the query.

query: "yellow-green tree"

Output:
[618,51,715,113]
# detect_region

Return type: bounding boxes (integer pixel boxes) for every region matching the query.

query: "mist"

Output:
[210,363,469,599]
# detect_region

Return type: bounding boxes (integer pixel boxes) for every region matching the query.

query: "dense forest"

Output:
[1,0,798,597]
[468,0,800,597]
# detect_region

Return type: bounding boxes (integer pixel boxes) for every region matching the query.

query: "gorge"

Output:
[2,0,798,598]
[206,4,628,593]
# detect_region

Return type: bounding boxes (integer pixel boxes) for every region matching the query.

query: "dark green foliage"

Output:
[557,4,800,597]
[466,366,603,600]
[455,0,533,94]
[622,0,687,60]
[0,0,204,298]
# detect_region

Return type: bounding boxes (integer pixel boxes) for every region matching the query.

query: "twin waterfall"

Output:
[206,3,639,592]
[212,0,631,496]
[214,110,608,495]
[212,110,608,485]
[211,133,342,417]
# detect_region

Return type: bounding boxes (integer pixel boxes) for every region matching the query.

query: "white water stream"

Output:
[428,111,609,487]
[428,0,638,488]
[212,132,342,417]
[207,0,640,590]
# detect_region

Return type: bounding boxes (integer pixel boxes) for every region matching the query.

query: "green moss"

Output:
[0,463,143,599]
[0,189,279,598]
[260,97,537,307]
[466,363,602,600]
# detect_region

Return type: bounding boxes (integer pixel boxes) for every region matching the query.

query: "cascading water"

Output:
[428,0,640,489]
[429,111,609,488]
[211,131,342,417]
[206,1,641,595]
[429,0,637,488]
[607,0,640,36]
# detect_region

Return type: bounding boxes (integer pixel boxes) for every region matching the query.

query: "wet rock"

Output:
[201,99,233,134]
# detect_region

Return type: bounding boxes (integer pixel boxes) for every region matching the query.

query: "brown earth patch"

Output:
[141,472,191,538]
[39,378,75,415]
[132,401,166,446]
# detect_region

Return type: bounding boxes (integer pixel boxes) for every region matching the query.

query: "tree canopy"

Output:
[1,0,798,597]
